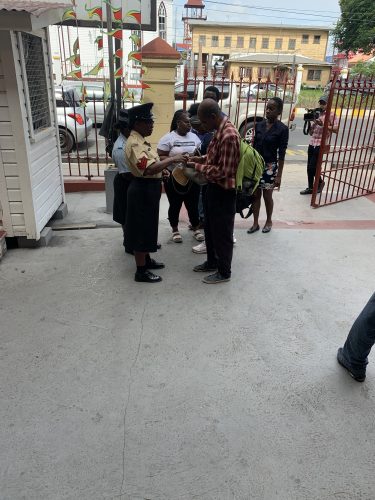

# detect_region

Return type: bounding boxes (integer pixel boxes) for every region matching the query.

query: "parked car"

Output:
[55,87,92,154]
[240,83,294,101]
[175,80,296,140]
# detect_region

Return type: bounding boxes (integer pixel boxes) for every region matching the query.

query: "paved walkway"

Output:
[1,165,375,499]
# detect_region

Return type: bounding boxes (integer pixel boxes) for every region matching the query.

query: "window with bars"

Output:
[288,39,296,50]
[262,38,269,49]
[199,35,206,46]
[275,38,283,50]
[158,2,167,40]
[224,36,232,48]
[20,32,51,134]
[211,35,219,47]
[307,69,322,81]
[240,66,252,78]
[314,35,321,44]
[237,37,244,48]
[249,37,256,49]
[302,34,309,44]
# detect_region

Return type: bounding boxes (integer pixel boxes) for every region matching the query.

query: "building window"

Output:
[261,38,269,49]
[240,66,252,79]
[307,69,322,81]
[224,36,231,48]
[237,36,244,48]
[258,66,270,78]
[314,35,321,44]
[211,35,219,47]
[158,2,167,40]
[249,37,256,49]
[275,38,282,50]
[288,39,296,50]
[302,34,309,44]
[19,32,51,135]
[199,35,206,46]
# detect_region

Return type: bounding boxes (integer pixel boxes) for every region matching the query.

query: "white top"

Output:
[157,130,201,170]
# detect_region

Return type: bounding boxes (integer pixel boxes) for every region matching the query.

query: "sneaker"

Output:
[337,348,366,382]
[192,241,207,254]
[193,261,217,272]
[202,271,231,284]
[233,233,237,244]
[193,229,205,242]
[300,188,313,195]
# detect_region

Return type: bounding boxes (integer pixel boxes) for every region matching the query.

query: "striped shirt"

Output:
[309,111,338,147]
[195,117,240,190]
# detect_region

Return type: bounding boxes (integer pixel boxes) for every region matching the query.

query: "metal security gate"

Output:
[311,73,375,207]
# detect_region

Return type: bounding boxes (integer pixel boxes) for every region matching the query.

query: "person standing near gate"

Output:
[189,98,240,284]
[337,292,375,382]
[124,103,187,283]
[112,110,133,254]
[300,95,338,195]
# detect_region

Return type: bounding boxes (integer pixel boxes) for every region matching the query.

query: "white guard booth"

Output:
[0,1,68,245]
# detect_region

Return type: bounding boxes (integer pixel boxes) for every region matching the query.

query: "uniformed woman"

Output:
[125,103,187,283]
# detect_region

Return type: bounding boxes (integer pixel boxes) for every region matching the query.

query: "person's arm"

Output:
[157,148,170,159]
[274,126,289,188]
[195,135,240,182]
[143,155,187,176]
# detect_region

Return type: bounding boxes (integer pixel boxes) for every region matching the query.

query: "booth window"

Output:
[19,32,51,135]
[158,2,167,40]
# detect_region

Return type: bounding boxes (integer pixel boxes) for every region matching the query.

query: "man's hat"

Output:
[116,109,129,128]
[128,103,154,127]
[318,95,328,103]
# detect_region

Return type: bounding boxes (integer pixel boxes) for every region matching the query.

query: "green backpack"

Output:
[235,139,265,218]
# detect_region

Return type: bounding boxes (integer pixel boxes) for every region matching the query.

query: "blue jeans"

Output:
[342,292,375,372]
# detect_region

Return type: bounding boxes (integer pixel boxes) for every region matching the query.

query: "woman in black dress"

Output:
[248,97,289,234]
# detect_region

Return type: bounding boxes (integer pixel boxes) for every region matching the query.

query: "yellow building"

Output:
[189,21,332,87]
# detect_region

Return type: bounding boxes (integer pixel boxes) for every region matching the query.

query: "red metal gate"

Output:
[311,73,375,207]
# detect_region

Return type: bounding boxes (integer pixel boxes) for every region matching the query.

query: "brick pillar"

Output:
[141,37,180,148]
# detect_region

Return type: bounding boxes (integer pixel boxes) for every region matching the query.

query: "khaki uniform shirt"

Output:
[125,130,161,179]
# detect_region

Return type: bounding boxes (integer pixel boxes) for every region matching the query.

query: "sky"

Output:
[173,0,342,49]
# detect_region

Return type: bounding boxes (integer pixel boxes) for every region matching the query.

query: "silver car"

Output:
[55,87,93,154]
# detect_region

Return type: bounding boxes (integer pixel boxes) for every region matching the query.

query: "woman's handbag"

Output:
[181,166,208,186]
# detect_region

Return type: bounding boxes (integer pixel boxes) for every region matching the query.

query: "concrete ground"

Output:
[1,165,375,500]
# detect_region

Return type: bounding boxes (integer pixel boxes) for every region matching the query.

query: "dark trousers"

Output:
[164,176,200,228]
[307,145,323,189]
[204,183,236,278]
[342,292,375,372]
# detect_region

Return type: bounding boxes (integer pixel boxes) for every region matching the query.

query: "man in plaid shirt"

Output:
[300,95,339,195]
[189,99,240,284]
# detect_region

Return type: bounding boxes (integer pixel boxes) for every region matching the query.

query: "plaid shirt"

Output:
[195,117,240,190]
[309,111,338,147]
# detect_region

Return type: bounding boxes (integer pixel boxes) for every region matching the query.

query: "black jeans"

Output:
[164,176,200,229]
[307,145,323,189]
[204,183,236,278]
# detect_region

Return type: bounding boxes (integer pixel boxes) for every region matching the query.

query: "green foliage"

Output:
[350,61,375,77]
[333,0,375,54]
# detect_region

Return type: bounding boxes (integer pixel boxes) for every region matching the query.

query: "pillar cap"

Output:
[142,37,180,59]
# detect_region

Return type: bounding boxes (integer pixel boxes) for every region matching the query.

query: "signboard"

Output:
[62,0,156,31]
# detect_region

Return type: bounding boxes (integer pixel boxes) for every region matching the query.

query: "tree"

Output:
[333,0,375,54]
[350,61,375,77]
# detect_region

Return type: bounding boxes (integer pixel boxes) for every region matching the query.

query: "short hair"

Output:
[204,86,220,102]
[170,109,186,132]
[188,102,200,117]
[269,96,283,114]
[198,98,221,118]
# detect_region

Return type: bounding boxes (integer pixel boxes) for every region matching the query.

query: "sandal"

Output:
[247,225,260,234]
[172,231,183,243]
[193,229,205,242]
[262,225,272,233]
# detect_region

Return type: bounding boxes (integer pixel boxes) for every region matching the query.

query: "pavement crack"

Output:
[119,301,147,496]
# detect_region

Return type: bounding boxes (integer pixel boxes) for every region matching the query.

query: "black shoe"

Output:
[202,272,231,284]
[300,188,313,195]
[134,270,162,283]
[146,258,165,270]
[317,181,325,194]
[193,261,218,272]
[157,243,162,250]
[337,348,366,382]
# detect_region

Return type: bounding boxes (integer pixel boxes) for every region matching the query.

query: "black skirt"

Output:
[125,177,161,253]
[113,173,133,225]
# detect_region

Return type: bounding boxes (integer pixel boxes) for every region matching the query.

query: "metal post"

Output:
[106,0,116,111]
[115,37,122,116]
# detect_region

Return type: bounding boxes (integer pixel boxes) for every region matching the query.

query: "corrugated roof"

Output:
[229,52,332,66]
[0,1,70,17]
[189,20,331,31]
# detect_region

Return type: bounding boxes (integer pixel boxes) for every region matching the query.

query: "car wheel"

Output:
[239,121,256,142]
[59,127,75,154]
